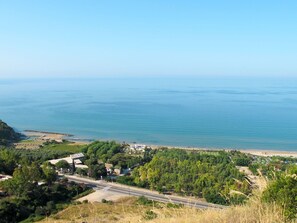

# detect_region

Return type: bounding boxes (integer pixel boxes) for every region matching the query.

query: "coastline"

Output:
[24,129,73,137]
[22,130,88,145]
[150,144,297,158]
[22,130,297,158]
[239,149,297,158]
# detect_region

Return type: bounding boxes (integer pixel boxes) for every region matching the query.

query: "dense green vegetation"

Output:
[262,165,297,220]
[131,149,251,205]
[0,148,89,223]
[0,147,73,173]
[55,160,71,170]
[81,141,153,179]
[81,143,255,205]
[83,140,124,161]
[0,120,21,146]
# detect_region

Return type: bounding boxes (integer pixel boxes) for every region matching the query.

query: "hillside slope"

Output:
[0,120,21,146]
[39,196,290,223]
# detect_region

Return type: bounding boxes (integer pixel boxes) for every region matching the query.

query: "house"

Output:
[105,163,114,174]
[70,153,85,160]
[129,144,147,152]
[49,153,87,170]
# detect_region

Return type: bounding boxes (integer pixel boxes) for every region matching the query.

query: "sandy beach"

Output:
[24,130,70,142]
[19,130,297,158]
[13,130,88,149]
[239,149,297,158]
[150,144,297,158]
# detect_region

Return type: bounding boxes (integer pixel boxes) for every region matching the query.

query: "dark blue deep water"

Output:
[1,76,297,151]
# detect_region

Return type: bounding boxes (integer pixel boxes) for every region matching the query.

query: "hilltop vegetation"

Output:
[0,120,21,146]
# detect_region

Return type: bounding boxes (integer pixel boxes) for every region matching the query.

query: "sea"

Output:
[0,76,297,151]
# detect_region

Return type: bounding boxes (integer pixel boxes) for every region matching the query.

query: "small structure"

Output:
[49,153,87,171]
[0,174,12,182]
[105,163,114,174]
[70,153,85,160]
[129,144,147,153]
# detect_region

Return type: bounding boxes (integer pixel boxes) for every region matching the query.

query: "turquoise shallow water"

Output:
[0,77,297,151]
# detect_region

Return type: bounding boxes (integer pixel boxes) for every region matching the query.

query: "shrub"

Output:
[143,210,157,220]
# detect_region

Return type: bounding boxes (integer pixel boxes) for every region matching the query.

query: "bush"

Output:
[166,203,183,208]
[137,196,154,206]
[116,176,136,186]
[143,210,157,220]
[55,160,71,170]
[101,199,113,204]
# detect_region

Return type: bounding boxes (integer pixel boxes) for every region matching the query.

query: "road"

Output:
[64,174,225,209]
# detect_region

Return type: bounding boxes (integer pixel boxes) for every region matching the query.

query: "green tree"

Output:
[1,162,42,197]
[88,164,107,179]
[55,160,70,170]
[42,162,57,184]
[0,149,18,175]
[0,200,19,223]
[262,175,297,220]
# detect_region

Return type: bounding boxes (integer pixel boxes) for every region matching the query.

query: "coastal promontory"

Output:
[0,120,20,146]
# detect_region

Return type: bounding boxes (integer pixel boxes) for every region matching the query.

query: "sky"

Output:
[0,0,296,78]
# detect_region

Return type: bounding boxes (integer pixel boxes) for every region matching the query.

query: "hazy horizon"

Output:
[1,1,297,78]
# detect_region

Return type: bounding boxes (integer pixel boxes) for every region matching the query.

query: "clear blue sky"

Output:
[0,0,296,78]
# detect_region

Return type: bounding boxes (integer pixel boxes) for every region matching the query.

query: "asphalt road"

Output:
[65,175,225,209]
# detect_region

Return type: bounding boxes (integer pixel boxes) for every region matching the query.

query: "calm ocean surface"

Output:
[0,77,297,151]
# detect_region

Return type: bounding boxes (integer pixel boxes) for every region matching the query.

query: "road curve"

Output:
[64,175,225,209]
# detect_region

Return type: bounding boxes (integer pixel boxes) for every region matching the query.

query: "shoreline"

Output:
[149,144,297,158]
[24,129,73,137]
[22,130,297,158]
[22,130,90,146]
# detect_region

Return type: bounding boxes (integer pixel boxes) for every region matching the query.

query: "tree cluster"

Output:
[132,149,251,205]
[82,141,147,178]
[0,148,89,223]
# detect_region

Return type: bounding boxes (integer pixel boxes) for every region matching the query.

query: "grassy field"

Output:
[14,139,43,149]
[42,142,84,154]
[38,195,291,223]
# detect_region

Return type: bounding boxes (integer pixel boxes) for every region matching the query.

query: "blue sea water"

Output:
[0,76,297,151]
